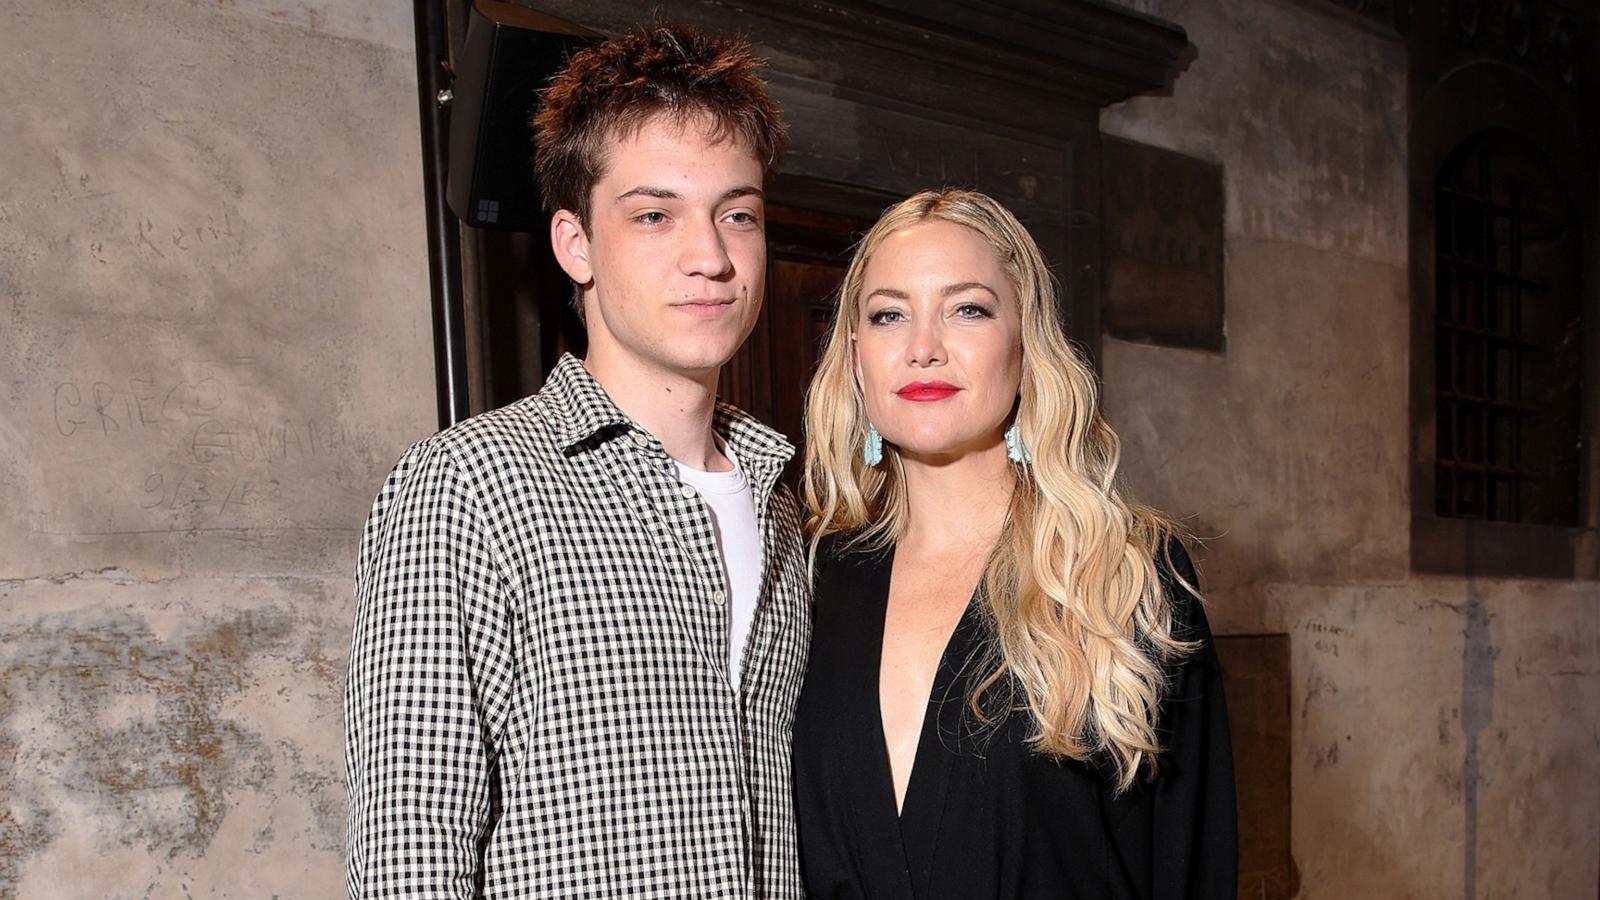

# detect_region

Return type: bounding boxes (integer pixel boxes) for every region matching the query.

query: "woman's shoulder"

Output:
[812,530,886,573]
[1153,535,1212,643]
[804,533,895,655]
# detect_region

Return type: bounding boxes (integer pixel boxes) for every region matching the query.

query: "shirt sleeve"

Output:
[1150,539,1239,900]
[344,439,517,898]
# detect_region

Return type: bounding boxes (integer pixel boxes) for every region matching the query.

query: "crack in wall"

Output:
[1459,578,1496,900]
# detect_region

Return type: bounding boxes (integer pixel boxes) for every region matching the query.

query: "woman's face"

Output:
[853,219,1024,463]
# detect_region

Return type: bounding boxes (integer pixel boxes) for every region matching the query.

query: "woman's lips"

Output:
[895,382,961,402]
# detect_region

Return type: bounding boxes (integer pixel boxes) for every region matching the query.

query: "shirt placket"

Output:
[734,455,782,696]
[610,427,760,897]
[732,453,783,898]
[670,455,766,898]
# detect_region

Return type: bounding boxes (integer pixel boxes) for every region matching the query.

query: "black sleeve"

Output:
[807,531,839,596]
[809,530,868,597]
[1150,539,1239,900]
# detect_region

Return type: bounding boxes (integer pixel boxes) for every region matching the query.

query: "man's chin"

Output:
[673,352,739,379]
[644,346,738,382]
[663,334,751,376]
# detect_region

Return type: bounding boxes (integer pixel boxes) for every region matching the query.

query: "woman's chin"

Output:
[890,437,1006,466]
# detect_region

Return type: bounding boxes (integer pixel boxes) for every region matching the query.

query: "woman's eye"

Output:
[956,302,995,319]
[867,309,905,326]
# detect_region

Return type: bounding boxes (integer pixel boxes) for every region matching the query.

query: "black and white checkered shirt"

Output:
[344,355,811,899]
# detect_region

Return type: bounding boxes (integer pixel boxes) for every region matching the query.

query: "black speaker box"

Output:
[446,2,595,232]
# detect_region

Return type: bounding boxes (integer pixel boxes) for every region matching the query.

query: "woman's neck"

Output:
[897,441,1015,554]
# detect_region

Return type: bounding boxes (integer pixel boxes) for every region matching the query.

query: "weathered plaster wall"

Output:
[0,0,433,895]
[1100,0,1599,896]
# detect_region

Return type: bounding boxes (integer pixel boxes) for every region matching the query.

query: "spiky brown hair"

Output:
[532,23,788,227]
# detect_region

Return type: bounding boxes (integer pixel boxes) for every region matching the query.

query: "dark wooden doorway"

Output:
[719,204,874,482]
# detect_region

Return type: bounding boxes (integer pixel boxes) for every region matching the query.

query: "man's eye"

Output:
[636,211,668,226]
[725,211,758,225]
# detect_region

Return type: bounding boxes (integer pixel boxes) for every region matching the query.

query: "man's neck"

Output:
[582,346,729,472]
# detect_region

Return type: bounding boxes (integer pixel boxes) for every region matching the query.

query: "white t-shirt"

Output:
[674,443,763,690]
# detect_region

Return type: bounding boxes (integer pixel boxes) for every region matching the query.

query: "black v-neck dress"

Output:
[792,542,1237,900]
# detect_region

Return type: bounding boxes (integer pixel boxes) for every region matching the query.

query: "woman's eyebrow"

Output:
[941,281,999,299]
[864,288,910,302]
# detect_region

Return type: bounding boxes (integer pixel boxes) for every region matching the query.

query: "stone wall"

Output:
[0,0,433,895]
[1099,0,1599,896]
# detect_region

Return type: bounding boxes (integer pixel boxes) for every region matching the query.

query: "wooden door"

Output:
[720,204,869,485]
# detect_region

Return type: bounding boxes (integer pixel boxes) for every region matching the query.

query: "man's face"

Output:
[555,114,767,382]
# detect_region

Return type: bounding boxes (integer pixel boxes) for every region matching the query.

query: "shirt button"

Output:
[630,431,648,448]
[712,590,726,604]
[680,484,697,500]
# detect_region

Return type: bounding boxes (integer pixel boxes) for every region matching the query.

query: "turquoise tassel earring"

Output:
[862,424,884,466]
[1005,422,1032,463]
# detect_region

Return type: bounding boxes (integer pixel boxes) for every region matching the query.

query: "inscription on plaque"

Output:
[1102,137,1225,351]
[769,79,1071,224]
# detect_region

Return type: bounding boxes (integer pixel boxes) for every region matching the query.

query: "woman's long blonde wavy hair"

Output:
[801,189,1197,792]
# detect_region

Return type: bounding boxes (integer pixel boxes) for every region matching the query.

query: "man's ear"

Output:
[550,210,593,285]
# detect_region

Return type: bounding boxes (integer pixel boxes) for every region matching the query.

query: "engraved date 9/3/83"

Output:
[141,471,282,516]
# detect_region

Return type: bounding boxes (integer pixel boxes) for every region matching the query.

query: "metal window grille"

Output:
[1433,138,1545,522]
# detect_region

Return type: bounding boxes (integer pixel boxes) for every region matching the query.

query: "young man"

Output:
[344,25,807,898]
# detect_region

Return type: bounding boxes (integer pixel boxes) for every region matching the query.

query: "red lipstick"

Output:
[895,380,961,402]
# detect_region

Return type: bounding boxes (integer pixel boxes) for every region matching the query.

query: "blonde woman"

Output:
[793,189,1236,899]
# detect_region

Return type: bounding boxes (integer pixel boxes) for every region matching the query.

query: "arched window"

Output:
[1431,129,1583,526]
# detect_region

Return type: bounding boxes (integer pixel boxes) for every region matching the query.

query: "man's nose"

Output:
[678,216,733,279]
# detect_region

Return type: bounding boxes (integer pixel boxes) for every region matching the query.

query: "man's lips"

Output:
[672,297,737,317]
[895,381,961,401]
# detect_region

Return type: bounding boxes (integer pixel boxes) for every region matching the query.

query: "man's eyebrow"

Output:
[613,185,765,204]
[941,281,1000,299]
[614,186,680,202]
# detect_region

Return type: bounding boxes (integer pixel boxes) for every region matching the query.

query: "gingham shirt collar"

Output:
[544,353,795,466]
